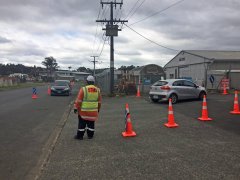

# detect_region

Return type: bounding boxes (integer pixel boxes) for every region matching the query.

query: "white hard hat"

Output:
[86,75,95,82]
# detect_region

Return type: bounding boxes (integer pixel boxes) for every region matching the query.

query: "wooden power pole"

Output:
[96,0,128,95]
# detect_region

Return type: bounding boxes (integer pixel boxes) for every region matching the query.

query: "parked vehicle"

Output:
[50,80,71,96]
[149,79,206,104]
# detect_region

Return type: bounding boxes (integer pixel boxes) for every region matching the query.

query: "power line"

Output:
[92,6,102,55]
[98,36,108,58]
[127,0,146,21]
[95,32,106,54]
[124,0,142,20]
[129,0,185,26]
[100,0,110,20]
[92,1,111,55]
[124,24,179,52]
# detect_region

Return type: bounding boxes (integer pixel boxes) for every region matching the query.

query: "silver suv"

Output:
[149,79,206,104]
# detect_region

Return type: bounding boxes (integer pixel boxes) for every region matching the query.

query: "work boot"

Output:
[74,135,83,140]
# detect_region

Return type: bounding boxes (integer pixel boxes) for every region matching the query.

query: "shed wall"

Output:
[210,61,240,70]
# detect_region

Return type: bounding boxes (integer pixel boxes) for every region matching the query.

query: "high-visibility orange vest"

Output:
[81,85,99,111]
[75,85,101,121]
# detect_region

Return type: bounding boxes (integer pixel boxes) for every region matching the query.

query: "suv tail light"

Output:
[161,85,171,90]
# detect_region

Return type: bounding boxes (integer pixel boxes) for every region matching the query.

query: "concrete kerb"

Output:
[26,100,74,180]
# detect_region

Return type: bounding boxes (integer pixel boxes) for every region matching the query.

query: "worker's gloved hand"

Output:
[74,109,78,114]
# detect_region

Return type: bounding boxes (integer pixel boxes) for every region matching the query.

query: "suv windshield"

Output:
[54,81,69,86]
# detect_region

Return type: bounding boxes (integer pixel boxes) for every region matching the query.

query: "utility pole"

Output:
[90,55,99,76]
[96,0,128,95]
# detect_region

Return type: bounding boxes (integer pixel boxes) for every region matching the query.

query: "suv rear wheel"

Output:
[198,91,206,100]
[169,94,178,104]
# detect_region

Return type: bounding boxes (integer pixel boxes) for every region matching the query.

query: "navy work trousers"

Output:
[77,115,95,138]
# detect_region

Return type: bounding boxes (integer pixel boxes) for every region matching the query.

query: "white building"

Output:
[55,71,90,81]
[164,50,240,90]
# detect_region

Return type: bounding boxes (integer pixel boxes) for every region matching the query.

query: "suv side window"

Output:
[183,80,195,87]
[172,80,184,86]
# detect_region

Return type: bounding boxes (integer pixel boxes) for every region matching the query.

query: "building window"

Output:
[170,74,174,79]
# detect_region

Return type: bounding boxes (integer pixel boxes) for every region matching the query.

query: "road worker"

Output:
[74,75,102,140]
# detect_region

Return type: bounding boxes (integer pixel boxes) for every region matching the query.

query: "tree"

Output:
[118,65,136,71]
[77,66,87,72]
[42,56,58,80]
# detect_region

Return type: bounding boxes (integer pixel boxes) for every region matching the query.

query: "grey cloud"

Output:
[115,50,141,56]
[0,0,240,69]
[129,0,240,52]
[58,57,83,65]
[1,45,46,57]
[116,36,130,44]
[0,36,11,43]
[14,48,46,56]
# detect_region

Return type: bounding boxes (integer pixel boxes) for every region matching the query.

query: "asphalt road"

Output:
[39,93,240,180]
[0,84,79,180]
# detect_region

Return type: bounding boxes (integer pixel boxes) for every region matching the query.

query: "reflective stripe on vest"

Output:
[81,85,99,111]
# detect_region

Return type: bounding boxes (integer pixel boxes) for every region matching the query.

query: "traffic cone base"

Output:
[164,122,179,128]
[230,111,240,114]
[32,94,38,99]
[122,131,136,137]
[198,117,212,121]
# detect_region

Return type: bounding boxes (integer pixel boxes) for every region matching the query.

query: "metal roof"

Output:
[131,66,145,72]
[184,50,240,60]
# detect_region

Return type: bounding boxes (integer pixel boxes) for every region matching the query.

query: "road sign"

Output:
[209,75,215,84]
[32,87,37,95]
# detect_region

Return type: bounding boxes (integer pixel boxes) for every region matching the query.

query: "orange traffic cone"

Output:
[164,99,179,128]
[32,94,38,99]
[125,103,129,115]
[198,95,212,121]
[230,91,240,114]
[47,85,51,95]
[136,85,141,97]
[122,104,136,137]
[222,84,228,95]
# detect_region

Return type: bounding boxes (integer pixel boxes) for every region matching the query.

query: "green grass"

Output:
[0,82,46,91]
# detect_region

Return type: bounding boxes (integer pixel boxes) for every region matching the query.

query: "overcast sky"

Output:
[0,0,239,70]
